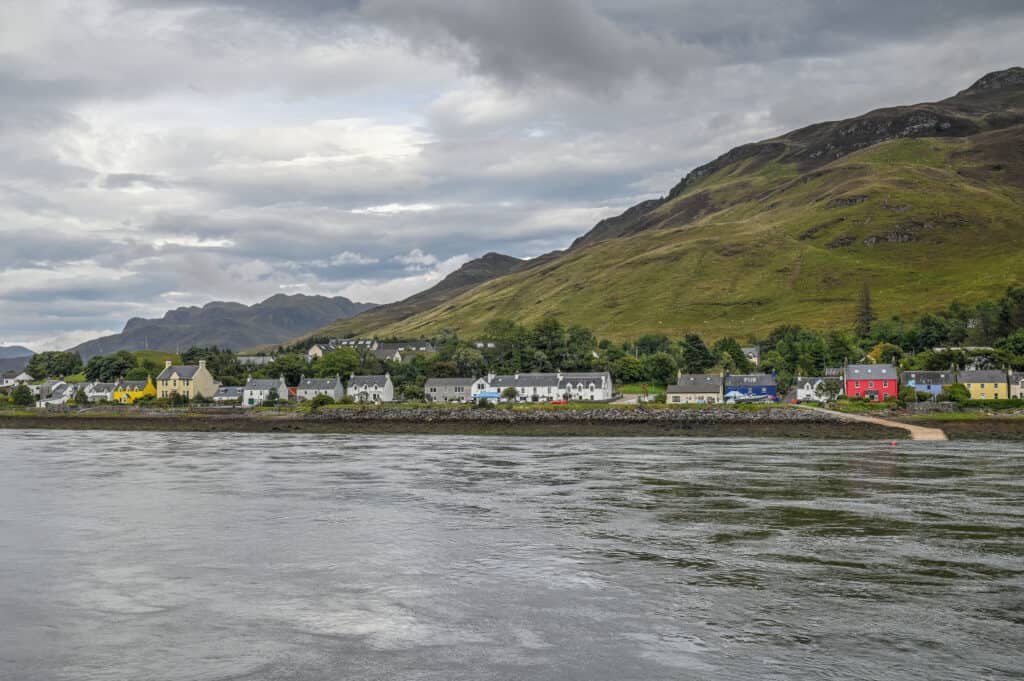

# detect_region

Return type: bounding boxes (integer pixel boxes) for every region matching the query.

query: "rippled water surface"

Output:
[1,430,1022,680]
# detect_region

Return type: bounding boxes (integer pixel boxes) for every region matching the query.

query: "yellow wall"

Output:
[964,381,1008,400]
[156,364,219,400]
[113,377,157,404]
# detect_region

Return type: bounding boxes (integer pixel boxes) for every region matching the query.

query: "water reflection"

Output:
[0,432,1021,680]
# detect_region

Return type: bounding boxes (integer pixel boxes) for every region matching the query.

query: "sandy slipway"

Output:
[0,406,911,439]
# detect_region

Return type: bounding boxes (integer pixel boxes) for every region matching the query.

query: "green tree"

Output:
[636,334,671,356]
[565,326,597,370]
[855,283,876,338]
[72,387,90,405]
[315,348,360,379]
[11,383,34,407]
[27,351,83,379]
[643,352,678,385]
[451,346,486,376]
[125,367,150,381]
[867,342,903,365]
[611,355,645,383]
[84,351,136,382]
[712,337,752,373]
[938,383,970,403]
[678,334,715,374]
[501,386,519,402]
[259,354,307,385]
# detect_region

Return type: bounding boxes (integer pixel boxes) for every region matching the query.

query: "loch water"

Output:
[0,430,1021,680]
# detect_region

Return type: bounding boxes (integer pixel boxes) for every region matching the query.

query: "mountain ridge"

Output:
[72,294,376,360]
[337,67,1024,341]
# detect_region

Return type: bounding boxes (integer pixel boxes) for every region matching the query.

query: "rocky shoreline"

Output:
[0,406,909,439]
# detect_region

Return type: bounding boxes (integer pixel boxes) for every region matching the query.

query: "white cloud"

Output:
[351,203,439,215]
[393,248,440,267]
[331,251,380,265]
[328,254,471,304]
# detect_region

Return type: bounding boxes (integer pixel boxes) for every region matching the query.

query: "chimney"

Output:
[199,360,206,370]
[164,360,172,369]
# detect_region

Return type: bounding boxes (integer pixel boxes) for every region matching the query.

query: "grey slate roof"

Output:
[349,374,389,387]
[669,374,723,393]
[244,378,284,390]
[957,370,1008,383]
[424,377,475,388]
[157,365,200,380]
[844,364,897,380]
[116,380,148,390]
[902,371,955,385]
[298,377,340,390]
[90,382,117,392]
[215,386,242,398]
[378,341,435,353]
[490,373,562,389]
[725,373,777,388]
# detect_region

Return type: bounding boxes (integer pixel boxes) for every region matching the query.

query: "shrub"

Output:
[308,394,335,409]
[11,384,34,407]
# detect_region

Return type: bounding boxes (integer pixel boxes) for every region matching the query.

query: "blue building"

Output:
[724,373,778,402]
[902,371,954,399]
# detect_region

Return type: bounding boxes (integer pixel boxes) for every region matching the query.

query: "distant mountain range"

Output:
[0,346,34,359]
[295,66,1024,342]
[71,294,376,360]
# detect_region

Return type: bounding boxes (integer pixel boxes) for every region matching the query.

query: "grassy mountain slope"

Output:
[363,68,1024,341]
[72,294,376,360]
[296,252,526,342]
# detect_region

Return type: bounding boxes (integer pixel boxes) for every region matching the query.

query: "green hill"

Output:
[339,67,1024,342]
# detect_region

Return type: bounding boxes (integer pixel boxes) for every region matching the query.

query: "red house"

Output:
[844,364,898,402]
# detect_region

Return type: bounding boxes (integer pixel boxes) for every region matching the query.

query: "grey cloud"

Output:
[3,0,1024,348]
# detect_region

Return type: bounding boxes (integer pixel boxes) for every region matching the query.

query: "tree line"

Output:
[14,286,1024,401]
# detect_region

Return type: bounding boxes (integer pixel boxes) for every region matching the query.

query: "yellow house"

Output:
[958,370,1009,400]
[156,360,219,400]
[113,376,157,404]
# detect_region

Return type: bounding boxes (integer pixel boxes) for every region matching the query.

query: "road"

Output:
[797,405,948,441]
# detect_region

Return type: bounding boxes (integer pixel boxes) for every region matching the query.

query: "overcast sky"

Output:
[2,0,1023,350]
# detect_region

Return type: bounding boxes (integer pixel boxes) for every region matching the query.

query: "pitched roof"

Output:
[349,374,389,387]
[215,386,243,397]
[725,373,777,388]
[669,374,723,394]
[90,382,117,392]
[489,373,562,388]
[424,377,475,388]
[298,377,340,390]
[244,378,284,390]
[957,370,1008,383]
[116,380,148,390]
[378,341,435,353]
[157,365,200,380]
[902,371,955,385]
[844,364,897,380]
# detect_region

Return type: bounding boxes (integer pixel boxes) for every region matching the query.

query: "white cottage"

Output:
[296,375,344,402]
[242,376,288,407]
[347,373,394,403]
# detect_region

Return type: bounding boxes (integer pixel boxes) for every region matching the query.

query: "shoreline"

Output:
[0,407,909,439]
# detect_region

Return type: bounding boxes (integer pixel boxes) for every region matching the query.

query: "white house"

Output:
[308,339,377,361]
[296,375,344,402]
[37,381,92,407]
[242,376,288,407]
[86,382,117,402]
[213,386,243,403]
[347,373,394,403]
[477,372,614,403]
[237,356,274,367]
[795,377,833,403]
[0,371,33,389]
